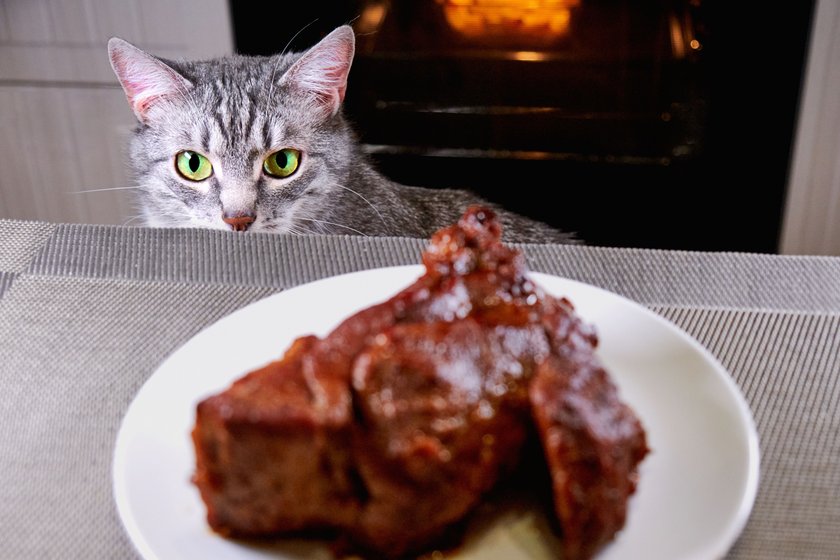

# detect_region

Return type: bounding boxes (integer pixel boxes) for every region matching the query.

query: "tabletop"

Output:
[0,218,838,560]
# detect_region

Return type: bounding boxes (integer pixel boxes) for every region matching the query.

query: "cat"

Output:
[108,25,578,243]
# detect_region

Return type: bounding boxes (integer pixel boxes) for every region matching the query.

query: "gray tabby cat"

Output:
[108,25,576,243]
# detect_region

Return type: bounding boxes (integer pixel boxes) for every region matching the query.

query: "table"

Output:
[1,219,838,559]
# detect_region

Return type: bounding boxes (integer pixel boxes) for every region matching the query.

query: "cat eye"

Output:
[263,149,301,178]
[175,150,213,181]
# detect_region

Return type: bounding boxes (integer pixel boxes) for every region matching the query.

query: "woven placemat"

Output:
[0,221,838,559]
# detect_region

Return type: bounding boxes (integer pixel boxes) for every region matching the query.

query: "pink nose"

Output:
[222,213,256,232]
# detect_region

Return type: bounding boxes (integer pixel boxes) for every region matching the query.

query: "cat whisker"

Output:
[267,18,320,102]
[295,217,368,236]
[122,214,145,226]
[269,220,304,235]
[70,186,143,194]
[281,18,320,58]
[287,225,313,236]
[333,184,386,224]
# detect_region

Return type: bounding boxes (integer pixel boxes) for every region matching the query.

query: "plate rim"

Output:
[112,264,761,560]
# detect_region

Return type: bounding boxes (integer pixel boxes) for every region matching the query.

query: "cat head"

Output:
[109,26,357,232]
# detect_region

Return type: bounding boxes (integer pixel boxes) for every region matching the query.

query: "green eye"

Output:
[175,151,213,181]
[263,149,300,178]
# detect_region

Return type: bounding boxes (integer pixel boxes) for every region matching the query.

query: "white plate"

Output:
[113,265,760,560]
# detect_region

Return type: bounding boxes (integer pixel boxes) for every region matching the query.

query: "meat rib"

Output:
[192,206,648,559]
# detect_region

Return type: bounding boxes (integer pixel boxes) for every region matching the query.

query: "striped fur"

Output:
[110,26,577,243]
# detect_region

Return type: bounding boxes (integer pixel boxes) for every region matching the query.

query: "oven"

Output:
[231,1,814,251]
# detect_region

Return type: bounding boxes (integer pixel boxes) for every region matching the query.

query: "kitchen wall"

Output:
[780,0,840,256]
[0,0,232,225]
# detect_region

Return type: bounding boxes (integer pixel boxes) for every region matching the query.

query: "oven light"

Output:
[438,0,581,40]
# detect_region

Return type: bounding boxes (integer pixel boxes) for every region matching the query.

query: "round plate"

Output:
[113,265,759,560]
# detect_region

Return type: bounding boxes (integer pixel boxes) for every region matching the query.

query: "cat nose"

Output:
[222,212,256,232]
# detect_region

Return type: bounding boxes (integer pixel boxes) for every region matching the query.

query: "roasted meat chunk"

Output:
[192,206,648,559]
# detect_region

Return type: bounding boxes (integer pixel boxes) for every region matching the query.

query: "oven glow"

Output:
[438,0,581,40]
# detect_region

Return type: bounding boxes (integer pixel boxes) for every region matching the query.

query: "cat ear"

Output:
[108,37,193,124]
[279,26,355,119]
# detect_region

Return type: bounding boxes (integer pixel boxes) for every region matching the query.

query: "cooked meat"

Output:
[530,352,649,559]
[192,206,648,560]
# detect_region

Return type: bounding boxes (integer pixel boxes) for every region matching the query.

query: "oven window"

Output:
[231,1,814,252]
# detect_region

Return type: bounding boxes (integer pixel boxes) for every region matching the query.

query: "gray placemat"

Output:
[1,220,839,560]
[0,220,56,273]
[5,222,839,312]
[653,307,840,560]
[0,275,276,559]
[0,272,15,299]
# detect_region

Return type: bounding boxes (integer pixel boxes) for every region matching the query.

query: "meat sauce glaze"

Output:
[192,206,648,560]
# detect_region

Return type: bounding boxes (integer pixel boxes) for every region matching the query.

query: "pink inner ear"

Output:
[115,60,159,113]
[282,28,355,116]
[110,41,191,122]
[322,40,354,103]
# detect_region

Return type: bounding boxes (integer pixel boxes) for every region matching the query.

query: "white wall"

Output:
[0,0,233,225]
[780,0,840,256]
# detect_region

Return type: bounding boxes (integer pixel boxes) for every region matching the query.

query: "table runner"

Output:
[0,219,838,559]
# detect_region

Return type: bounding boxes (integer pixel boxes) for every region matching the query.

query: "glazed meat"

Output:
[192,207,648,559]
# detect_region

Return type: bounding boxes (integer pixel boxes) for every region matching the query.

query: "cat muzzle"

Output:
[222,213,256,232]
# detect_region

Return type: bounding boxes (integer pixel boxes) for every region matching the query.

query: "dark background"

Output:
[230,1,814,252]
